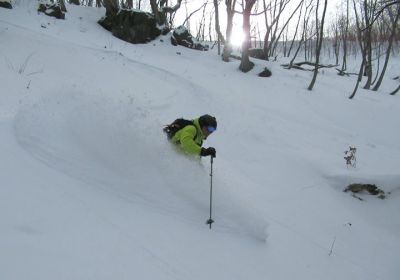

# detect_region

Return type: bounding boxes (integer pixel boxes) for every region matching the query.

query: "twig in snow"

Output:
[18,53,35,74]
[329,236,336,256]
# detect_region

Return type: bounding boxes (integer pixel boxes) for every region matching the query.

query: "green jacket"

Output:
[171,118,204,155]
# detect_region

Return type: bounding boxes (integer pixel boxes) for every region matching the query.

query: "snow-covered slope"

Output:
[1,2,399,280]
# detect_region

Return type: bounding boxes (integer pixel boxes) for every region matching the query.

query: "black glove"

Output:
[201,147,216,158]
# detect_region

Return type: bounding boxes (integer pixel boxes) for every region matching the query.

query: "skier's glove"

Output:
[201,147,216,158]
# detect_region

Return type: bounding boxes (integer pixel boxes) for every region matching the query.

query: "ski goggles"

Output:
[207,126,216,133]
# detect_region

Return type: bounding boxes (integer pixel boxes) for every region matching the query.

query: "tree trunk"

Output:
[363,0,374,89]
[308,0,328,91]
[340,0,349,73]
[213,0,224,55]
[222,0,236,62]
[288,0,304,57]
[239,0,256,72]
[102,0,118,17]
[373,4,400,91]
[371,39,381,85]
[288,36,304,69]
[271,0,303,57]
[58,0,67,12]
[264,0,291,60]
[150,0,164,26]
[150,0,183,27]
[126,0,133,9]
[349,57,366,99]
[262,0,271,61]
[350,0,368,96]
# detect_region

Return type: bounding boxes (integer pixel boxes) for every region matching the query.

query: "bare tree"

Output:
[102,0,119,16]
[239,0,257,72]
[287,1,314,69]
[270,0,304,58]
[196,2,209,41]
[288,0,306,57]
[349,0,367,99]
[370,0,400,25]
[373,3,400,91]
[283,26,289,57]
[330,20,341,65]
[308,0,328,91]
[181,3,208,26]
[58,0,67,11]
[222,0,238,62]
[339,0,350,74]
[362,0,378,89]
[150,0,183,27]
[209,9,214,42]
[263,0,292,60]
[213,0,226,55]
[302,1,317,62]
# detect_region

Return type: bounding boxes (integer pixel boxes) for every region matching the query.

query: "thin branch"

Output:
[390,84,400,95]
[161,0,184,13]
[364,0,400,30]
[181,2,208,26]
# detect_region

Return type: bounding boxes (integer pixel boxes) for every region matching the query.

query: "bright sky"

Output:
[173,0,345,46]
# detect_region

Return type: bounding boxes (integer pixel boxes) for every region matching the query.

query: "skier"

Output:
[164,114,217,158]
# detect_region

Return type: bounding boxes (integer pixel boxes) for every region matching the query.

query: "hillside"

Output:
[1,2,400,280]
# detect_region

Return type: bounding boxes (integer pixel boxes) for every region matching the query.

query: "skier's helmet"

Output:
[199,114,217,131]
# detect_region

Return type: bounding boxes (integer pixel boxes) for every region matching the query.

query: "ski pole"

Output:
[206,156,215,229]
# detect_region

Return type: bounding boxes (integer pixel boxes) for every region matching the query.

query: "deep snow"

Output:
[1,1,400,280]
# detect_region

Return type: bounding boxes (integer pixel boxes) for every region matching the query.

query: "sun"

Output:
[230,30,244,47]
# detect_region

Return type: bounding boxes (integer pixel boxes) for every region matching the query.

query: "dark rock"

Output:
[0,0,12,9]
[258,67,272,77]
[249,48,267,60]
[161,27,170,36]
[38,3,65,20]
[194,42,209,51]
[98,15,113,32]
[344,183,386,199]
[98,9,162,44]
[171,36,178,46]
[171,26,208,51]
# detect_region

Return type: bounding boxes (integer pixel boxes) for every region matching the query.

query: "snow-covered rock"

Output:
[38,0,65,20]
[98,9,162,44]
[171,25,208,51]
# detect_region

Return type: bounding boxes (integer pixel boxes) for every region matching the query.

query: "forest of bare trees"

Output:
[63,0,399,96]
